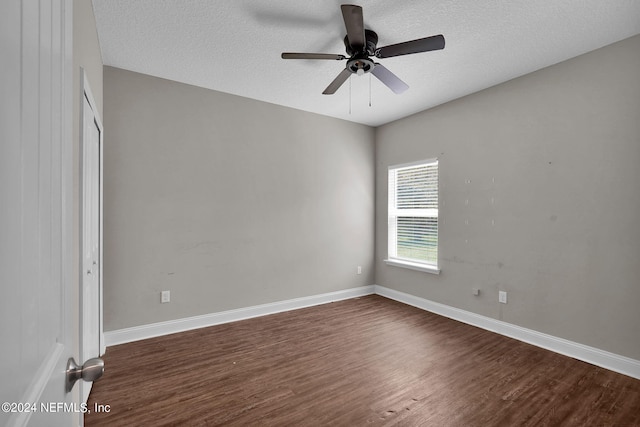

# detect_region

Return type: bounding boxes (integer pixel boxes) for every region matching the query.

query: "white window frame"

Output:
[385,158,440,274]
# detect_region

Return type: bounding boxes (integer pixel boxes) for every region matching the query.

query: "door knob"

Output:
[65,357,104,392]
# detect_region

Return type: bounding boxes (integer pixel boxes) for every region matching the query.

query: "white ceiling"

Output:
[92,0,640,127]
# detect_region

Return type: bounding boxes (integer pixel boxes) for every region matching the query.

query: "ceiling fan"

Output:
[281,4,445,95]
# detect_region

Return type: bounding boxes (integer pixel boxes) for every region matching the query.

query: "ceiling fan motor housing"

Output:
[344,29,379,56]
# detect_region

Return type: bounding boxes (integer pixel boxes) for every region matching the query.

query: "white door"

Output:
[1,1,84,426]
[80,75,104,405]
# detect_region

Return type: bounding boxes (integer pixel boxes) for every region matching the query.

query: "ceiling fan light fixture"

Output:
[347,57,374,75]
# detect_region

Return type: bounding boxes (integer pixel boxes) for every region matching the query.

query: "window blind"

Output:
[388,160,438,268]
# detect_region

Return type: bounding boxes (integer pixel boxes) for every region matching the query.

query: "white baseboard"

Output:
[104,283,639,380]
[105,285,375,347]
[374,285,640,380]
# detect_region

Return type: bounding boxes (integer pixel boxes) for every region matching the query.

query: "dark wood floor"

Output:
[86,295,640,426]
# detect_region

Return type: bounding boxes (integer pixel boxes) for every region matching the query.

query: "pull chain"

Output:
[369,73,372,107]
[349,75,352,114]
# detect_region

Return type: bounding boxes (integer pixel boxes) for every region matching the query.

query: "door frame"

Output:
[80,68,105,361]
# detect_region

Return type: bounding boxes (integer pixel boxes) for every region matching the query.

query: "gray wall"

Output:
[375,34,640,360]
[103,67,375,331]
[104,35,639,361]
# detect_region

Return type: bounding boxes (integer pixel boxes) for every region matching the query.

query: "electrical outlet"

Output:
[472,288,480,296]
[161,290,170,303]
[498,291,507,304]
[357,266,362,275]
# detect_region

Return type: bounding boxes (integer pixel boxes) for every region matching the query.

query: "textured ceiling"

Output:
[92,0,640,127]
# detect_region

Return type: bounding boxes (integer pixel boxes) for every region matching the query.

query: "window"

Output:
[386,159,439,274]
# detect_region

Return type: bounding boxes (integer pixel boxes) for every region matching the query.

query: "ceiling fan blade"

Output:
[371,64,409,94]
[322,68,352,95]
[375,34,445,58]
[341,4,365,50]
[281,53,346,60]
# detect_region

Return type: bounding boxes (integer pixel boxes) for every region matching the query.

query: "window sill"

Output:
[384,259,441,275]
